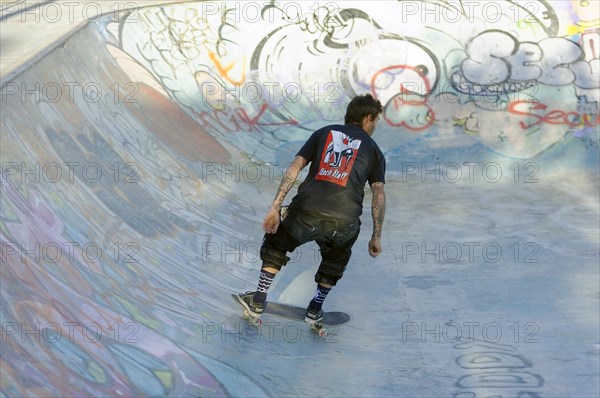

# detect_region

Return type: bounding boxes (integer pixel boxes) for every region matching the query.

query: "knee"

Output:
[315,272,342,286]
[315,259,347,286]
[260,246,290,270]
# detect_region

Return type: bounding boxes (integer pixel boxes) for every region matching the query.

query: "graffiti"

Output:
[1,0,599,396]
[43,127,195,238]
[508,100,599,130]
[371,64,436,131]
[566,0,600,35]
[452,339,544,397]
[0,175,229,397]
[451,30,598,91]
[193,102,299,136]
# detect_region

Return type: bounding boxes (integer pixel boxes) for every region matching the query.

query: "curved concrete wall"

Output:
[1,1,598,397]
[112,0,599,165]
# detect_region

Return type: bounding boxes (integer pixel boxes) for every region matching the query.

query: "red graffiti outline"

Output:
[370,65,435,132]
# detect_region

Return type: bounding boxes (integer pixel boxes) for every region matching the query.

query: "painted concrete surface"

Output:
[0,1,184,85]
[1,1,599,397]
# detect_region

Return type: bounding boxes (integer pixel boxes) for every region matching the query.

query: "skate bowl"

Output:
[1,1,599,397]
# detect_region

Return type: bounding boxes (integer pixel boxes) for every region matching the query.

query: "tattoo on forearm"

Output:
[273,174,296,209]
[272,157,305,209]
[371,182,386,238]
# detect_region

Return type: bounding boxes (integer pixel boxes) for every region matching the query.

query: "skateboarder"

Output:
[237,94,386,323]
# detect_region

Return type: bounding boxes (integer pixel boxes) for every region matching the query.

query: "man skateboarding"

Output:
[237,94,386,324]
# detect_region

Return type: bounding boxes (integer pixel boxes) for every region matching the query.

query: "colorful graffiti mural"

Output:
[114,0,598,161]
[0,1,598,397]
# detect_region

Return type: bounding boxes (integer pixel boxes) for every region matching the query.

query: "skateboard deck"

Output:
[231,293,350,336]
[264,300,350,326]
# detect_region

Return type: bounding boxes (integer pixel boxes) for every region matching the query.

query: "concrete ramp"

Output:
[1,1,598,397]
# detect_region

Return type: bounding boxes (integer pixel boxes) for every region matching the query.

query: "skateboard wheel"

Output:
[246,315,261,326]
[310,323,328,337]
[242,310,249,320]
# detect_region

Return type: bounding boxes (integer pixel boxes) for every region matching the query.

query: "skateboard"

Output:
[231,293,350,337]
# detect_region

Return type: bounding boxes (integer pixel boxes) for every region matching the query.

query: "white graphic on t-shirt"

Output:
[317,130,362,186]
[323,130,361,168]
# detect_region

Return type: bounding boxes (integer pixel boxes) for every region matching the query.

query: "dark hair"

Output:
[344,94,383,124]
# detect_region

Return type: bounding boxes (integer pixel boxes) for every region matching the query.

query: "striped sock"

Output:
[309,284,331,311]
[254,270,275,304]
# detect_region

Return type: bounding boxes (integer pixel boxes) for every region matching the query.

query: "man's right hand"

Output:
[368,237,382,258]
[263,206,281,234]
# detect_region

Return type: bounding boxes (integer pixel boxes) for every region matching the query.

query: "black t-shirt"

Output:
[289,123,386,220]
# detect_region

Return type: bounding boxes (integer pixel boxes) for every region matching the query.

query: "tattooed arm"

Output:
[369,181,386,257]
[263,155,308,233]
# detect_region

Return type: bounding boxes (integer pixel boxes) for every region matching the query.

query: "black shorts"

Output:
[260,207,360,286]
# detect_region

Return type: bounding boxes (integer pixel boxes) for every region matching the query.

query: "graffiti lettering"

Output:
[196,103,297,134]
[509,100,600,129]
[460,31,597,90]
